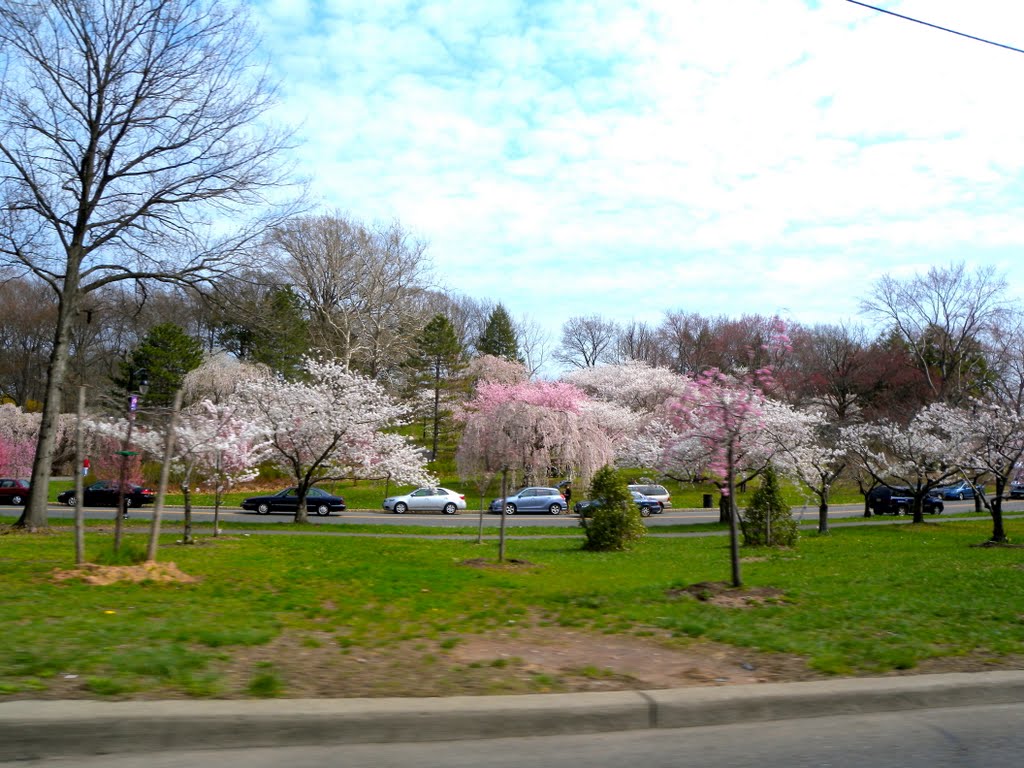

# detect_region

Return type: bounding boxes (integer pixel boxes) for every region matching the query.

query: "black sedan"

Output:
[57,480,155,508]
[574,491,663,518]
[241,487,346,516]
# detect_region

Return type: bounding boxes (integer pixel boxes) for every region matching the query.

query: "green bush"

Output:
[741,466,799,547]
[579,466,646,551]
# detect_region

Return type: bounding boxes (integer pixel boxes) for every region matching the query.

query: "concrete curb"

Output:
[2,671,1023,760]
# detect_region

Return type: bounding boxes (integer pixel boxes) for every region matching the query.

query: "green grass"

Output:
[1,519,1021,698]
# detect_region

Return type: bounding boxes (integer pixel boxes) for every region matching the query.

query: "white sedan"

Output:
[383,487,467,515]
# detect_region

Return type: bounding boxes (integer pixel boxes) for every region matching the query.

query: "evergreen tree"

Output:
[740,465,799,547]
[477,304,521,362]
[408,314,466,459]
[116,323,204,408]
[579,465,647,551]
[219,286,310,379]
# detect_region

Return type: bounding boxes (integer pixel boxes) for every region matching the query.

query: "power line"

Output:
[846,0,1024,55]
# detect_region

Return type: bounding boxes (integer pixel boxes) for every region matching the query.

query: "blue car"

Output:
[935,481,982,501]
[489,487,567,515]
[574,491,663,517]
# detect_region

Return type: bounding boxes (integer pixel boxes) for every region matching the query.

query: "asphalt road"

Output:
[28,498,1015,529]
[8,702,1022,768]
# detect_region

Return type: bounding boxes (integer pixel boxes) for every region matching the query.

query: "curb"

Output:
[2,671,1023,760]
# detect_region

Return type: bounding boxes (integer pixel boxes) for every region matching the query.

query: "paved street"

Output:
[7,702,1023,768]
[29,498,1019,530]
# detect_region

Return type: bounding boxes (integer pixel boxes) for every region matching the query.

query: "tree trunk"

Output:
[498,468,508,563]
[183,486,194,545]
[17,290,80,530]
[727,447,741,588]
[431,374,441,461]
[293,479,309,524]
[818,500,829,535]
[73,386,87,565]
[912,495,924,524]
[147,390,182,562]
[990,481,1008,543]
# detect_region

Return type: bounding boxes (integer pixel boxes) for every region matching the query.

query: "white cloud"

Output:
[251,0,1024,368]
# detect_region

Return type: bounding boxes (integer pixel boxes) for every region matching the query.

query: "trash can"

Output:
[702,493,713,509]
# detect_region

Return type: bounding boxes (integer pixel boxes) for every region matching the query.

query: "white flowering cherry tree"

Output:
[842,404,964,524]
[234,358,432,523]
[944,399,1024,543]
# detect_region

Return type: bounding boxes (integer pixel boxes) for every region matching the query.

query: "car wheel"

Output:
[257,502,271,515]
[64,495,76,507]
[394,502,407,514]
[548,503,561,515]
[640,507,651,517]
[957,492,964,500]
[504,503,516,515]
[315,504,330,516]
[11,494,23,505]
[442,502,457,515]
[896,503,909,515]
[124,497,134,507]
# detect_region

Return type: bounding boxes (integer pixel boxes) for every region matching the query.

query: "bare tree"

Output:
[516,314,550,377]
[615,320,666,367]
[0,0,294,530]
[270,213,432,378]
[861,262,1007,405]
[0,273,55,406]
[555,315,619,369]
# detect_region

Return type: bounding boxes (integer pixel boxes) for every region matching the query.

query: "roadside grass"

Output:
[0,519,1021,698]
[45,472,872,512]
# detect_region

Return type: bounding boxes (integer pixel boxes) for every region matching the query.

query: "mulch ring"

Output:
[667,581,787,609]
[51,561,199,586]
[459,557,538,570]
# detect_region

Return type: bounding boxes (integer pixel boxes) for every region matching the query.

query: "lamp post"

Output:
[113,370,149,552]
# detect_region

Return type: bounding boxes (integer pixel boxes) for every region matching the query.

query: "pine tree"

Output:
[477,304,521,362]
[408,314,465,459]
[116,323,204,409]
[740,465,799,547]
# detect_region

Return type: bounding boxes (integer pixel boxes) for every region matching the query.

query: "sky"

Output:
[251,0,1024,349]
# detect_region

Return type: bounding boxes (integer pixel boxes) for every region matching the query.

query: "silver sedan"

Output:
[383,487,467,515]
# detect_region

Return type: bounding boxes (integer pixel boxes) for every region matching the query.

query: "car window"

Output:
[0,480,10,488]
[412,489,431,497]
[308,488,327,497]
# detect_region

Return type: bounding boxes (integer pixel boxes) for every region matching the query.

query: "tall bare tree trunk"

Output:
[17,289,79,530]
[73,386,87,564]
[147,390,183,562]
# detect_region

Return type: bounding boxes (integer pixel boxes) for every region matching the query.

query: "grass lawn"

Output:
[1,519,1021,700]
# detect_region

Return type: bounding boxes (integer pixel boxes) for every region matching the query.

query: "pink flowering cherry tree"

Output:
[0,404,41,477]
[456,378,613,559]
[665,368,810,587]
[234,358,432,524]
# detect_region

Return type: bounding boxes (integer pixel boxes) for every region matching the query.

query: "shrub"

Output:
[579,465,646,551]
[741,465,799,547]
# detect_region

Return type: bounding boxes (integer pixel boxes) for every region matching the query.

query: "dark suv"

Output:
[867,485,944,516]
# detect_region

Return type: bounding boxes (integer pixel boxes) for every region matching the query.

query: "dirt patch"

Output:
[8,623,1024,702]
[668,581,787,609]
[460,557,537,570]
[51,561,198,586]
